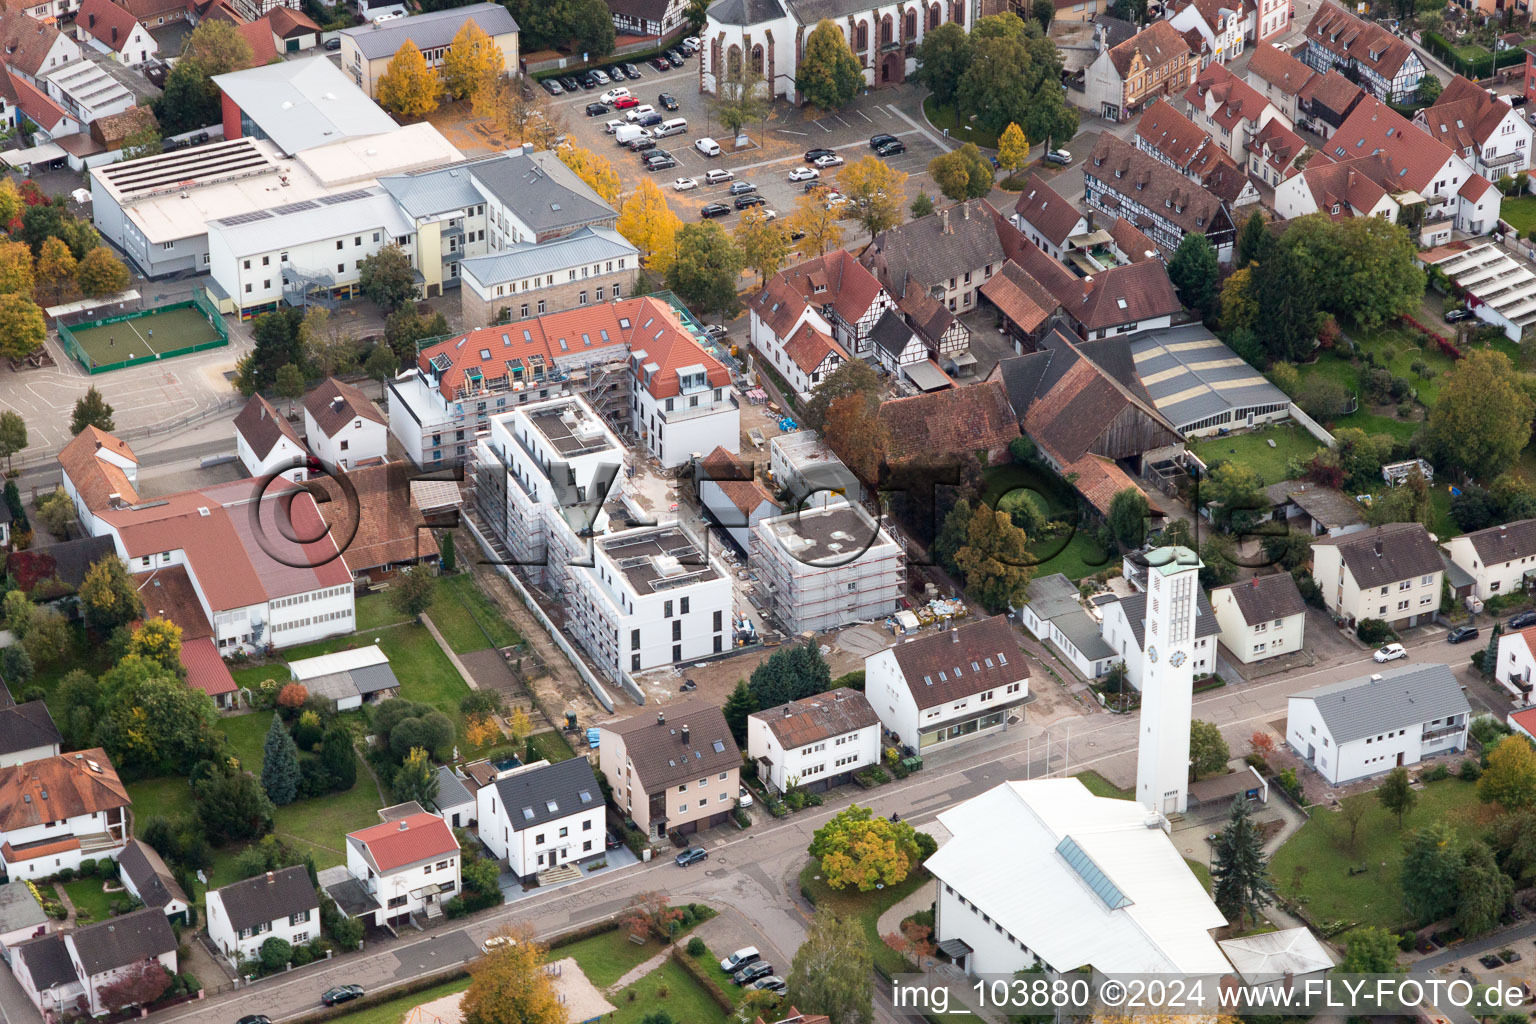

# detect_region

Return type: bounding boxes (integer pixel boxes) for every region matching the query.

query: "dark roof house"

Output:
[604,699,740,792]
[1313,522,1443,589]
[887,615,1027,710]
[208,865,316,934]
[1211,573,1307,626]
[117,839,188,915]
[67,907,176,977]
[485,755,602,832]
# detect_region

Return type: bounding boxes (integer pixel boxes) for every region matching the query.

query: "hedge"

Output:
[1421,31,1525,79]
[669,947,735,1014]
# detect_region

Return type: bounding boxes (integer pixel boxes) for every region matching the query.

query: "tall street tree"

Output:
[1168,232,1219,321]
[1211,796,1274,929]
[734,207,792,287]
[666,222,743,321]
[0,294,45,361]
[0,411,26,472]
[1252,243,1318,363]
[928,144,994,201]
[440,21,501,100]
[616,178,682,274]
[913,23,968,105]
[797,20,863,111]
[70,386,115,433]
[953,505,1035,612]
[785,909,874,1024]
[838,156,908,241]
[790,188,845,257]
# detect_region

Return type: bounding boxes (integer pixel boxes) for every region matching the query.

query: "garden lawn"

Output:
[429,574,522,654]
[1073,770,1132,800]
[355,594,407,633]
[1191,424,1323,486]
[1501,195,1536,236]
[1183,858,1212,895]
[1030,529,1112,581]
[1350,323,1461,407]
[61,877,124,923]
[525,729,576,763]
[982,462,1112,580]
[981,463,1077,514]
[546,929,664,989]
[800,858,933,977]
[1269,777,1493,932]
[921,97,1002,150]
[606,959,731,1024]
[320,976,472,1024]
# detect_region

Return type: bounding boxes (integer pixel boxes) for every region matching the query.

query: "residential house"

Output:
[1107,216,1161,263]
[0,749,129,879]
[1008,240,1184,337]
[1208,573,1307,664]
[1245,42,1316,122]
[978,261,1061,349]
[1247,118,1308,187]
[234,394,310,483]
[1513,705,1536,742]
[205,866,319,970]
[758,250,892,361]
[867,615,1029,752]
[57,426,138,538]
[1084,20,1197,121]
[1273,152,1401,222]
[120,0,189,27]
[876,379,1019,468]
[746,687,880,795]
[42,58,131,127]
[0,9,83,88]
[1495,626,1536,701]
[888,284,972,375]
[302,377,387,472]
[1165,0,1251,66]
[1098,586,1220,687]
[1299,1,1424,103]
[1021,573,1117,678]
[338,5,519,98]
[75,0,156,65]
[926,778,1232,976]
[1083,133,1236,261]
[1298,68,1365,139]
[116,839,188,922]
[264,7,322,53]
[1443,518,1536,601]
[59,908,177,1017]
[750,501,903,634]
[1311,522,1443,630]
[862,199,1009,315]
[431,766,475,829]
[1254,0,1288,43]
[769,430,862,509]
[596,700,741,838]
[696,446,780,554]
[88,105,158,155]
[135,566,240,708]
[0,701,60,769]
[341,810,460,926]
[9,934,82,1016]
[1286,663,1469,784]
[474,756,605,879]
[748,273,852,402]
[869,307,931,377]
[1183,60,1291,166]
[1415,76,1533,183]
[1135,97,1261,203]
[1011,173,1088,261]
[607,0,688,36]
[0,880,49,958]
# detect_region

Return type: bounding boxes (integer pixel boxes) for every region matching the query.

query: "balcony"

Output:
[1422,723,1465,743]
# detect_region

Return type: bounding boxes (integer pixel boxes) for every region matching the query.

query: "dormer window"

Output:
[1331,202,1341,214]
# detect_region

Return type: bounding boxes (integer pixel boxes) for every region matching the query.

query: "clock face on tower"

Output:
[1169,650,1187,668]
[1147,645,1158,664]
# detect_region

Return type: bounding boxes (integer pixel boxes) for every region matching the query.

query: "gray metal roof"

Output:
[468,150,616,235]
[1055,610,1116,661]
[1129,324,1289,431]
[378,164,485,219]
[341,4,518,61]
[705,0,785,25]
[209,189,414,256]
[302,662,401,703]
[211,57,399,156]
[1025,574,1116,660]
[432,765,474,813]
[1441,551,1476,591]
[489,755,601,832]
[1291,663,1470,745]
[460,227,637,289]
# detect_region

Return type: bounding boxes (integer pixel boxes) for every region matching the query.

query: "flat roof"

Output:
[212,57,399,156]
[288,644,390,680]
[1130,324,1289,430]
[757,502,895,566]
[341,3,518,60]
[45,59,134,112]
[209,187,414,256]
[527,401,620,458]
[599,526,722,593]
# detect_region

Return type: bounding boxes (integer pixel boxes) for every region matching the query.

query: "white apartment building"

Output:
[628,337,739,469]
[205,866,320,969]
[866,616,1029,753]
[1208,574,1307,664]
[474,756,605,879]
[303,378,387,471]
[1495,627,1536,702]
[1415,77,1533,183]
[1166,0,1250,65]
[1286,664,1470,784]
[769,430,861,509]
[1311,523,1444,630]
[1442,519,1536,602]
[234,394,310,483]
[0,749,130,880]
[746,687,880,795]
[342,810,460,927]
[750,501,903,634]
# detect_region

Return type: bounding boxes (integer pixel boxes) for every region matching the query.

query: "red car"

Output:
[613,95,639,109]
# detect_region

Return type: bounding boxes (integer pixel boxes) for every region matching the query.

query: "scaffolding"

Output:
[751,505,905,634]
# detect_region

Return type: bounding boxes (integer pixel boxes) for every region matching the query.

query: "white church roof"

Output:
[927,778,1231,974]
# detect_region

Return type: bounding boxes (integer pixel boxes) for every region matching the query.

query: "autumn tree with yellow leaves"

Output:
[441,21,503,102]
[789,188,844,257]
[809,804,919,891]
[557,145,622,206]
[997,121,1030,177]
[0,241,33,297]
[461,927,565,1024]
[734,207,791,287]
[377,42,441,119]
[616,178,681,275]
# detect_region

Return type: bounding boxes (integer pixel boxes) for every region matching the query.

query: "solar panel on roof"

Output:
[1056,836,1132,910]
[272,200,321,216]
[219,210,274,226]
[319,189,376,205]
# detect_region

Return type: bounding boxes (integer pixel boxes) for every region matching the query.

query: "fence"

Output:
[1286,401,1337,448]
[57,289,229,375]
[523,30,687,77]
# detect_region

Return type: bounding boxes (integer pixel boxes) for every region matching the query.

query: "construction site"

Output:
[751,502,905,635]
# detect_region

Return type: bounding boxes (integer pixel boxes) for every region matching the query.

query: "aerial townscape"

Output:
[3,0,1536,1022]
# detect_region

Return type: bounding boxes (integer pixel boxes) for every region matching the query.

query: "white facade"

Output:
[769,430,860,508]
[1099,594,1215,690]
[749,502,903,634]
[0,811,126,880]
[67,935,176,1017]
[1167,1,1248,64]
[473,762,605,878]
[1209,587,1305,664]
[1441,529,1536,602]
[235,424,308,485]
[1311,531,1442,630]
[1286,673,1469,785]
[698,476,778,553]
[1495,630,1536,701]
[10,937,83,1017]
[1135,547,1201,815]
[745,693,880,795]
[749,301,846,403]
[43,59,134,125]
[344,817,461,925]
[304,407,387,472]
[60,443,137,537]
[631,370,740,470]
[81,21,157,65]
[205,889,318,969]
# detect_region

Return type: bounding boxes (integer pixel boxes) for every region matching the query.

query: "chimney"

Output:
[1250,577,1258,588]
[939,208,950,234]
[333,396,345,412]
[657,711,666,726]
[952,627,959,643]
[398,820,408,831]
[266,871,274,883]
[962,202,970,220]
[681,724,690,744]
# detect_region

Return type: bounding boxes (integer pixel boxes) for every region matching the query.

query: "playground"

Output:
[58,293,227,374]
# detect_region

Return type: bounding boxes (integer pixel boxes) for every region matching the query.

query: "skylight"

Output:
[1057,836,1132,910]
[547,800,559,812]
[522,807,535,820]
[580,790,593,803]
[713,740,725,753]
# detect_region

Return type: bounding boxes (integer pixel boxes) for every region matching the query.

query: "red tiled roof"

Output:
[1298,154,1391,217]
[179,635,237,698]
[627,303,732,399]
[0,749,129,831]
[77,0,141,52]
[1419,76,1512,151]
[878,380,1018,463]
[349,812,458,873]
[772,250,886,328]
[782,320,845,375]
[1011,173,1083,248]
[3,837,80,862]
[1460,173,1495,201]
[134,565,211,640]
[118,0,191,19]
[1135,98,1227,180]
[1511,704,1536,739]
[1108,217,1160,262]
[304,377,385,438]
[1186,60,1275,134]
[265,5,318,35]
[1303,2,1416,81]
[1108,20,1192,78]
[1066,453,1143,516]
[979,261,1057,334]
[1246,42,1315,96]
[1300,68,1365,115]
[236,18,279,64]
[748,274,812,339]
[0,7,69,78]
[303,461,440,572]
[1329,96,1453,193]
[699,446,777,516]
[1250,118,1307,174]
[58,426,139,511]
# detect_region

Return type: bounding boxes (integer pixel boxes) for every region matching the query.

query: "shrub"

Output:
[1277,767,1302,803]
[1459,759,1483,781]
[1355,618,1394,645]
[443,896,468,919]
[1396,403,1415,419]
[76,858,96,878]
[1423,763,1450,782]
[732,806,750,828]
[179,974,199,995]
[259,937,293,974]
[687,937,707,957]
[292,944,314,967]
[55,868,74,882]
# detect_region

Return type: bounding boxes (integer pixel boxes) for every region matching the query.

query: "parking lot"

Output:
[548,65,953,226]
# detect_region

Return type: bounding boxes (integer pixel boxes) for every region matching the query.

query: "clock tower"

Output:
[1136,545,1203,816]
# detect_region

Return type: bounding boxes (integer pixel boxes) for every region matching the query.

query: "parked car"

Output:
[734,194,767,209]
[682,35,700,51]
[676,845,709,865]
[1510,610,1536,629]
[481,935,517,953]
[1447,625,1480,644]
[704,324,729,340]
[604,119,625,134]
[324,37,341,50]
[1044,148,1072,165]
[727,181,757,195]
[659,93,679,110]
[585,102,608,117]
[1513,94,1529,107]
[804,147,836,163]
[627,137,657,152]
[750,976,788,995]
[623,63,642,79]
[322,986,365,1007]
[645,154,677,170]
[591,69,610,85]
[788,166,819,182]
[665,48,684,63]
[734,962,775,984]
[704,167,735,184]
[541,78,564,95]
[674,176,699,191]
[813,153,845,167]
[869,133,899,149]
[652,56,673,70]
[637,112,664,127]
[738,785,754,807]
[1445,308,1473,323]
[1373,643,1408,663]
[576,71,599,89]
[626,104,657,122]
[695,137,722,157]
[876,139,906,156]
[606,66,626,82]
[237,1017,272,1024]
[559,75,580,91]
[604,829,622,849]
[720,947,761,973]
[614,95,639,109]
[700,202,731,218]
[600,86,631,103]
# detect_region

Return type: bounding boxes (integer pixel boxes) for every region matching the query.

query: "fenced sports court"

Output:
[57,289,227,374]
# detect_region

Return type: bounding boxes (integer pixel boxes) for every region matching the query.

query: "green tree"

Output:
[798,20,863,110]
[76,247,131,298]
[1478,734,1536,809]
[79,555,143,635]
[910,192,935,218]
[1366,471,1433,529]
[1211,795,1274,928]
[928,144,994,201]
[1280,215,1424,328]
[439,530,456,573]
[235,308,303,396]
[320,728,358,791]
[359,243,419,312]
[127,617,183,677]
[384,306,449,366]
[118,125,162,161]
[1201,461,1266,532]
[1337,926,1403,973]
[749,640,832,709]
[1402,821,1461,923]
[1,646,33,687]
[723,679,756,745]
[1189,720,1229,780]
[390,565,437,620]
[953,505,1035,613]
[1235,211,1272,269]
[785,909,874,1024]
[913,23,969,105]
[260,715,301,806]
[1378,765,1418,828]
[1418,74,1443,103]
[0,294,45,360]
[804,358,881,432]
[274,363,305,406]
[1428,349,1534,480]
[1107,488,1149,549]
[0,411,26,472]
[810,805,919,891]
[154,21,252,133]
[393,746,440,806]
[1031,0,1053,26]
[714,65,768,138]
[1456,839,1513,938]
[666,222,743,321]
[932,497,971,576]
[364,342,398,383]
[1252,244,1318,363]
[1168,232,1219,320]
[1260,531,1312,572]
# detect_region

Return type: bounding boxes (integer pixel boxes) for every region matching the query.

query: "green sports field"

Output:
[66,305,222,367]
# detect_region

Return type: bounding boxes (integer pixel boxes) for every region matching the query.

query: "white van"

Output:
[720,947,760,973]
[655,117,688,138]
[694,137,721,157]
[614,125,649,145]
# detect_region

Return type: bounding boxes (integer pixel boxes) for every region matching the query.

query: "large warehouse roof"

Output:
[213,56,399,156]
[1130,324,1289,433]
